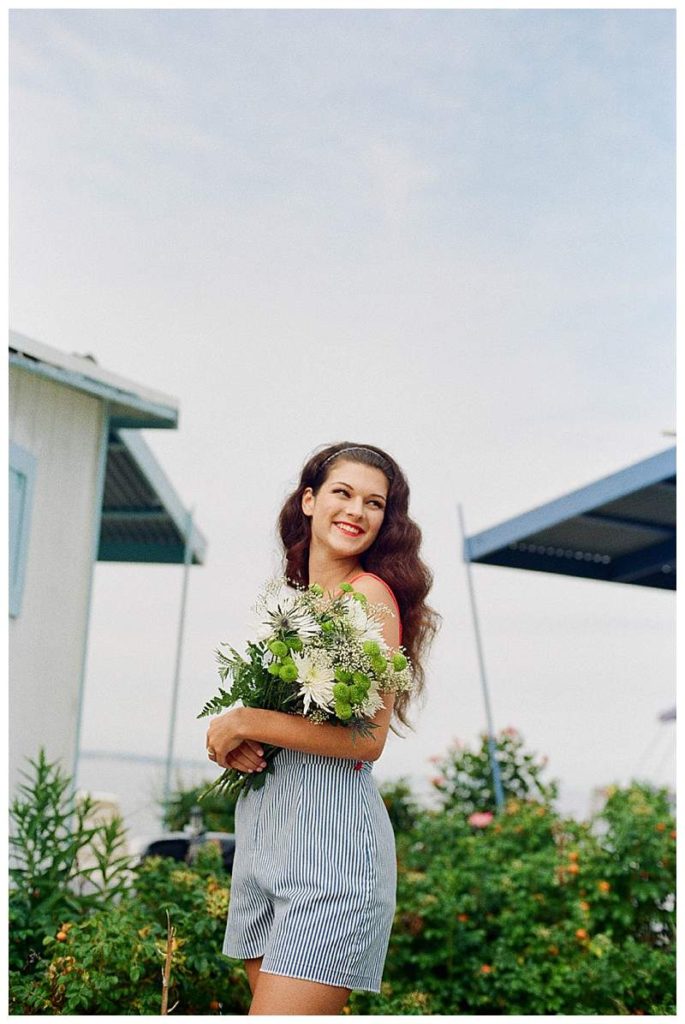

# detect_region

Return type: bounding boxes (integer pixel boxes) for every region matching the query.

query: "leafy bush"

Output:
[10,843,251,1015]
[9,749,131,974]
[162,781,239,834]
[10,740,675,1015]
[429,726,558,814]
[347,734,675,1016]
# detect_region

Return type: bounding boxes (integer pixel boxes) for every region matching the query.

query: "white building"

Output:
[9,331,206,798]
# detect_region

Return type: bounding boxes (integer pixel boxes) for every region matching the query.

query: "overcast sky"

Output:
[10,9,675,829]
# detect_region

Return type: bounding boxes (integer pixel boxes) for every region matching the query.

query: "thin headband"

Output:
[320,446,394,475]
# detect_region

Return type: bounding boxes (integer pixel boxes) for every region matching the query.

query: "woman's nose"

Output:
[346,496,364,517]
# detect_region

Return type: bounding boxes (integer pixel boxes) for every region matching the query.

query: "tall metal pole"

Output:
[163,505,194,823]
[457,503,505,811]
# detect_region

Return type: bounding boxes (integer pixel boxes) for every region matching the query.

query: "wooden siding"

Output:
[9,365,105,794]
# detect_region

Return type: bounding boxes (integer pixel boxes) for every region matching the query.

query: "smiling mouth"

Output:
[334,522,365,537]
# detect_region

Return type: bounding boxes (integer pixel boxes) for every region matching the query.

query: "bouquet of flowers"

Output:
[197,576,413,800]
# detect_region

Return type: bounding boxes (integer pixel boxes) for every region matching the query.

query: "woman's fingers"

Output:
[226,739,267,773]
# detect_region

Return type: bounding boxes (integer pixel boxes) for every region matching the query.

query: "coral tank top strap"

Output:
[348,572,403,644]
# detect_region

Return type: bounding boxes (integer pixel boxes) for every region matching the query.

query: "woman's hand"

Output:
[225,739,268,775]
[206,708,249,769]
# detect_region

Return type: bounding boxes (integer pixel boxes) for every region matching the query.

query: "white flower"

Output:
[291,650,336,715]
[253,579,320,641]
[343,596,387,647]
[359,686,386,717]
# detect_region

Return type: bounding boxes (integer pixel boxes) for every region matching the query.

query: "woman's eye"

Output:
[334,488,383,509]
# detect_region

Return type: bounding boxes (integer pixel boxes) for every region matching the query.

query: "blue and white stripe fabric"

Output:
[222,746,397,993]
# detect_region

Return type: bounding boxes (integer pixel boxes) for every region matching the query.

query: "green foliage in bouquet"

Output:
[197,578,413,801]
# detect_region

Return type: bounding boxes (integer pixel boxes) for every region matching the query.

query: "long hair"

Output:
[277,442,441,736]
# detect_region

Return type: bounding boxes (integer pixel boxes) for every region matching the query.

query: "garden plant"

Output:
[9,734,675,1015]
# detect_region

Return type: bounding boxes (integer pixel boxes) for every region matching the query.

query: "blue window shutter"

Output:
[9,441,37,618]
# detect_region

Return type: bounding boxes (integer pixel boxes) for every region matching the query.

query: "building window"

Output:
[9,441,37,618]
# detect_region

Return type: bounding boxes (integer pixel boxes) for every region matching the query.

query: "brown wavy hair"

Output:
[277,442,441,736]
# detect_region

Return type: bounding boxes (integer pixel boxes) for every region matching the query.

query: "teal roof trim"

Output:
[99,429,206,566]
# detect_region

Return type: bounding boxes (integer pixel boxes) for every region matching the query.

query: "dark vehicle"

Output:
[139,806,236,874]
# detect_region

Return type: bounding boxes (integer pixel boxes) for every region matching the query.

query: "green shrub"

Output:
[10,842,251,1015]
[429,726,558,814]
[348,736,675,1016]
[161,781,239,834]
[9,749,131,974]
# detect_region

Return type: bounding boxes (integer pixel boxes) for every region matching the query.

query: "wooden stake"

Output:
[161,909,177,1015]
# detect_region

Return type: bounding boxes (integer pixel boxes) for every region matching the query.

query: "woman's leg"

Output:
[244,956,264,995]
[248,973,352,1016]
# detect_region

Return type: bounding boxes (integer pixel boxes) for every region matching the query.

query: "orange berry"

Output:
[567,862,580,875]
[209,1000,221,1012]
[568,851,579,862]
[655,822,666,832]
[575,928,588,941]
[548,945,559,956]
[598,880,610,892]
[457,913,469,922]
[480,964,493,974]
[579,900,590,912]
[670,829,676,840]
[56,931,68,942]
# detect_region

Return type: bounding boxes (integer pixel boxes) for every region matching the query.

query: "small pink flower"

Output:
[501,726,519,737]
[468,811,494,828]
[427,755,442,765]
[431,776,446,788]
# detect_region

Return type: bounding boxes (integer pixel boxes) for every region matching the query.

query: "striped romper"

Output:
[222,573,401,993]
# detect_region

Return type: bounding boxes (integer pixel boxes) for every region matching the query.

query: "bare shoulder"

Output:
[350,573,401,649]
[350,572,398,603]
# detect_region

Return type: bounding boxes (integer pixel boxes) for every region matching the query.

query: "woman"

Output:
[206,442,440,1015]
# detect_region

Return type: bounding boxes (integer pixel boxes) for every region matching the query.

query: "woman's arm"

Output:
[236,690,395,763]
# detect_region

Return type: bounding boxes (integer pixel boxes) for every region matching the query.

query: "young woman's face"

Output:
[302,459,390,557]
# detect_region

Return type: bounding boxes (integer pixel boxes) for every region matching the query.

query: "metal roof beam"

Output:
[466,447,676,562]
[609,538,676,585]
[581,511,675,536]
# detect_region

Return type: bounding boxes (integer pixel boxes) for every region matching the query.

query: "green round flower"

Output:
[279,663,299,682]
[267,662,282,676]
[392,652,408,671]
[353,672,370,689]
[321,620,334,634]
[352,592,367,605]
[349,684,365,703]
[339,582,353,593]
[333,682,350,700]
[371,656,387,676]
[269,640,289,659]
[335,702,352,720]
[286,635,303,652]
[335,668,352,683]
[362,640,381,657]
[309,583,324,596]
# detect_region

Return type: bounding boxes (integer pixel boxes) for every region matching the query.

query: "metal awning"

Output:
[464,447,675,590]
[10,331,206,567]
[99,429,206,565]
